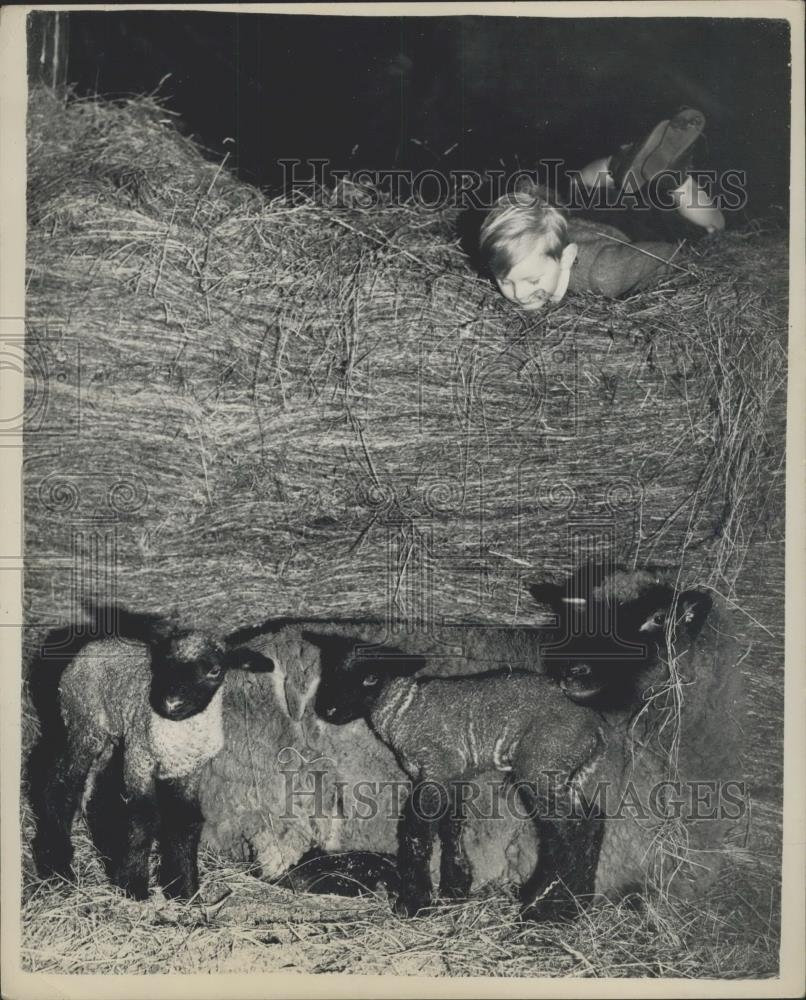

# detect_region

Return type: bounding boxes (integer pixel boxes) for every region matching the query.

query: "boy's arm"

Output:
[571,236,678,298]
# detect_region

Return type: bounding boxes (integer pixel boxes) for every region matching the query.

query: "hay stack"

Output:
[24,86,786,632]
[23,87,786,903]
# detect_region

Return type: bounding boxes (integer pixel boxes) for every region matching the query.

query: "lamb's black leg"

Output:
[113,791,158,901]
[518,787,604,922]
[395,780,447,917]
[28,739,92,882]
[438,782,472,900]
[155,776,204,900]
[84,743,128,882]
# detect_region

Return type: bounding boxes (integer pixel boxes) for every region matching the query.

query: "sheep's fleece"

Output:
[200,606,744,897]
[58,641,224,788]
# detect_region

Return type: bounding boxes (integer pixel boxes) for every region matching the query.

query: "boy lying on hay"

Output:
[481,109,725,310]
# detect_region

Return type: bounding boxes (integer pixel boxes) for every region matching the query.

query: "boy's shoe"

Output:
[671,174,726,233]
[610,108,706,193]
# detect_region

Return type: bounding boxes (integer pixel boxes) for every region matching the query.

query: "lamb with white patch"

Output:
[27,607,275,900]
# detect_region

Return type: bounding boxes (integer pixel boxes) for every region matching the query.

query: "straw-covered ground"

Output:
[20,828,780,978]
[20,86,787,978]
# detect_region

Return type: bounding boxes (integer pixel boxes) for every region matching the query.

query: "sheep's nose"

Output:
[164,696,183,714]
[325,706,337,719]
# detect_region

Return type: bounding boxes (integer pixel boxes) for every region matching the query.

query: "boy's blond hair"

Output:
[479,188,569,279]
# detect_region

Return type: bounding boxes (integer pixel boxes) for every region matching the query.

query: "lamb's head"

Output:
[529,564,713,707]
[149,629,275,721]
[303,632,425,726]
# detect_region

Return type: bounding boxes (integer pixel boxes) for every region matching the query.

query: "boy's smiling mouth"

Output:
[521,291,551,309]
[495,236,578,312]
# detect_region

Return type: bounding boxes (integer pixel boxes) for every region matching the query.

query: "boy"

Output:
[480,109,725,311]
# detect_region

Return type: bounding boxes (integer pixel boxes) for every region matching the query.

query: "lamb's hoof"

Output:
[125,884,151,902]
[114,872,150,901]
[394,891,431,918]
[161,880,196,902]
[36,862,74,883]
[439,883,471,902]
[159,865,198,901]
[33,842,74,882]
[36,866,75,889]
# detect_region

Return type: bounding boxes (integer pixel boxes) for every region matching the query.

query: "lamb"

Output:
[306,633,608,922]
[530,564,713,708]
[27,606,275,900]
[530,567,737,900]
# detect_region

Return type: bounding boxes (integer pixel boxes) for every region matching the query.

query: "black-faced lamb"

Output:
[531,565,713,708]
[27,607,275,900]
[529,565,737,898]
[306,634,608,922]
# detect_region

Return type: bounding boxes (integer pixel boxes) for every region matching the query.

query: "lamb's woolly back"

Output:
[229,627,324,722]
[367,670,600,781]
[56,642,150,761]
[590,568,665,602]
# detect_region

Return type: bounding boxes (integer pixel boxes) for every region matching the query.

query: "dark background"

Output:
[60,11,790,215]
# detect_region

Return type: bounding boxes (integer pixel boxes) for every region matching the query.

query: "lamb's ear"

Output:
[301,631,357,662]
[528,559,614,610]
[81,602,176,644]
[301,631,353,650]
[527,581,564,611]
[225,648,275,672]
[637,589,713,639]
[677,590,713,639]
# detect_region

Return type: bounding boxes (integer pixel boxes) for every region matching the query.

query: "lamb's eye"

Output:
[206,664,223,678]
[362,674,379,687]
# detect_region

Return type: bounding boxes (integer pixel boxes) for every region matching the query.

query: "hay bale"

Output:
[23,87,785,904]
[24,87,786,630]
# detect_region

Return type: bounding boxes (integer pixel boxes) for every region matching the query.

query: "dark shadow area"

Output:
[61,11,790,215]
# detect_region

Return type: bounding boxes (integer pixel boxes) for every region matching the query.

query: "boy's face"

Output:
[496,238,578,311]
